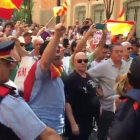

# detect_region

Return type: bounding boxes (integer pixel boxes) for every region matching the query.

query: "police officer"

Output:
[109,56,140,140]
[0,41,62,140]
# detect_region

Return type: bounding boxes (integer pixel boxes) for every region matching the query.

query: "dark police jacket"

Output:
[109,89,140,140]
[0,83,20,140]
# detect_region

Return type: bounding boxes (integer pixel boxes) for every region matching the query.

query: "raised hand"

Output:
[87,23,96,36]
[54,23,66,37]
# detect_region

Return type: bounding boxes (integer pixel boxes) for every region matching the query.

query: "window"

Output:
[124,0,140,38]
[91,4,105,23]
[75,6,86,25]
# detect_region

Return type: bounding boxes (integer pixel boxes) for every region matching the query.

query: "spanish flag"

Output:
[62,1,68,11]
[53,1,68,17]
[24,61,63,102]
[107,8,134,37]
[0,0,18,9]
[107,20,134,37]
[117,8,125,21]
[0,0,23,19]
[53,6,64,17]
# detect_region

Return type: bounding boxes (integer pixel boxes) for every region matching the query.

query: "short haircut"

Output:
[103,44,110,49]
[39,41,50,56]
[121,41,131,47]
[71,40,77,53]
[109,43,122,52]
[23,32,32,38]
[3,21,14,32]
[32,36,44,44]
[127,73,140,89]
[115,34,123,40]
[130,40,139,47]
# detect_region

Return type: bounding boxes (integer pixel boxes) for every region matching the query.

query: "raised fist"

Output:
[55,23,66,37]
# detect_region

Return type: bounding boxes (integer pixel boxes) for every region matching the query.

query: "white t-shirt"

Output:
[91,60,105,68]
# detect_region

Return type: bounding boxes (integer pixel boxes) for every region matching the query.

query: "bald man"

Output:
[64,52,100,140]
[121,42,133,71]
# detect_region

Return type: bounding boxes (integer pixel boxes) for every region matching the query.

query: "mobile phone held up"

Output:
[95,23,105,30]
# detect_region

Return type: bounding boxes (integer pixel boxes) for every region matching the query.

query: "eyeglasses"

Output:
[0,60,18,66]
[77,59,88,63]
[20,43,25,46]
[127,47,133,50]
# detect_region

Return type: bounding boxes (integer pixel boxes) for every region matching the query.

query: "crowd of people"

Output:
[0,18,140,140]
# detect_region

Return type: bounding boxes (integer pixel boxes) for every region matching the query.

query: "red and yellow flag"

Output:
[62,1,68,11]
[53,6,63,17]
[0,0,23,19]
[0,0,18,9]
[107,20,134,37]
[53,1,68,17]
[117,8,125,21]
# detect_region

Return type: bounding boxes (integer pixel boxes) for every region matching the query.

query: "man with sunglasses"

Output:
[70,24,107,72]
[0,41,62,140]
[64,52,100,140]
[121,42,133,72]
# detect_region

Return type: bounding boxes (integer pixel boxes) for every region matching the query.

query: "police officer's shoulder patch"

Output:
[0,82,16,102]
[117,99,135,121]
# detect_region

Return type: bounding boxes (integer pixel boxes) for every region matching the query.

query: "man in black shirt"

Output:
[64,52,100,140]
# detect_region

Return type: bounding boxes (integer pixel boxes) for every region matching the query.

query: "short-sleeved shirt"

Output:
[70,52,94,72]
[29,62,65,134]
[0,81,46,140]
[123,57,133,72]
[91,60,105,68]
[87,58,128,112]
[64,71,100,122]
[62,56,71,75]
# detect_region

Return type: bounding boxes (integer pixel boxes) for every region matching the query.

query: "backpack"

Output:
[0,82,20,140]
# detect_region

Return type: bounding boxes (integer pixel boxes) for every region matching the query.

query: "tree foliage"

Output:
[13,0,34,25]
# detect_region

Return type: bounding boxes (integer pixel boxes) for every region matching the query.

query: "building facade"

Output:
[32,0,140,37]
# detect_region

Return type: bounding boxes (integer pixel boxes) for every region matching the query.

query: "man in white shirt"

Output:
[87,43,128,140]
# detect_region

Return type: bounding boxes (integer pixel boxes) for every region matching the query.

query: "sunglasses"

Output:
[127,47,133,50]
[20,43,25,46]
[77,59,88,63]
[0,59,18,66]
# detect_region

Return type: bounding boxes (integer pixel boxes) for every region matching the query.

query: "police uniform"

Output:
[109,56,140,140]
[0,41,46,140]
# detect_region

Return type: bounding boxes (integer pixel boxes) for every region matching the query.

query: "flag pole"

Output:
[46,16,55,26]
